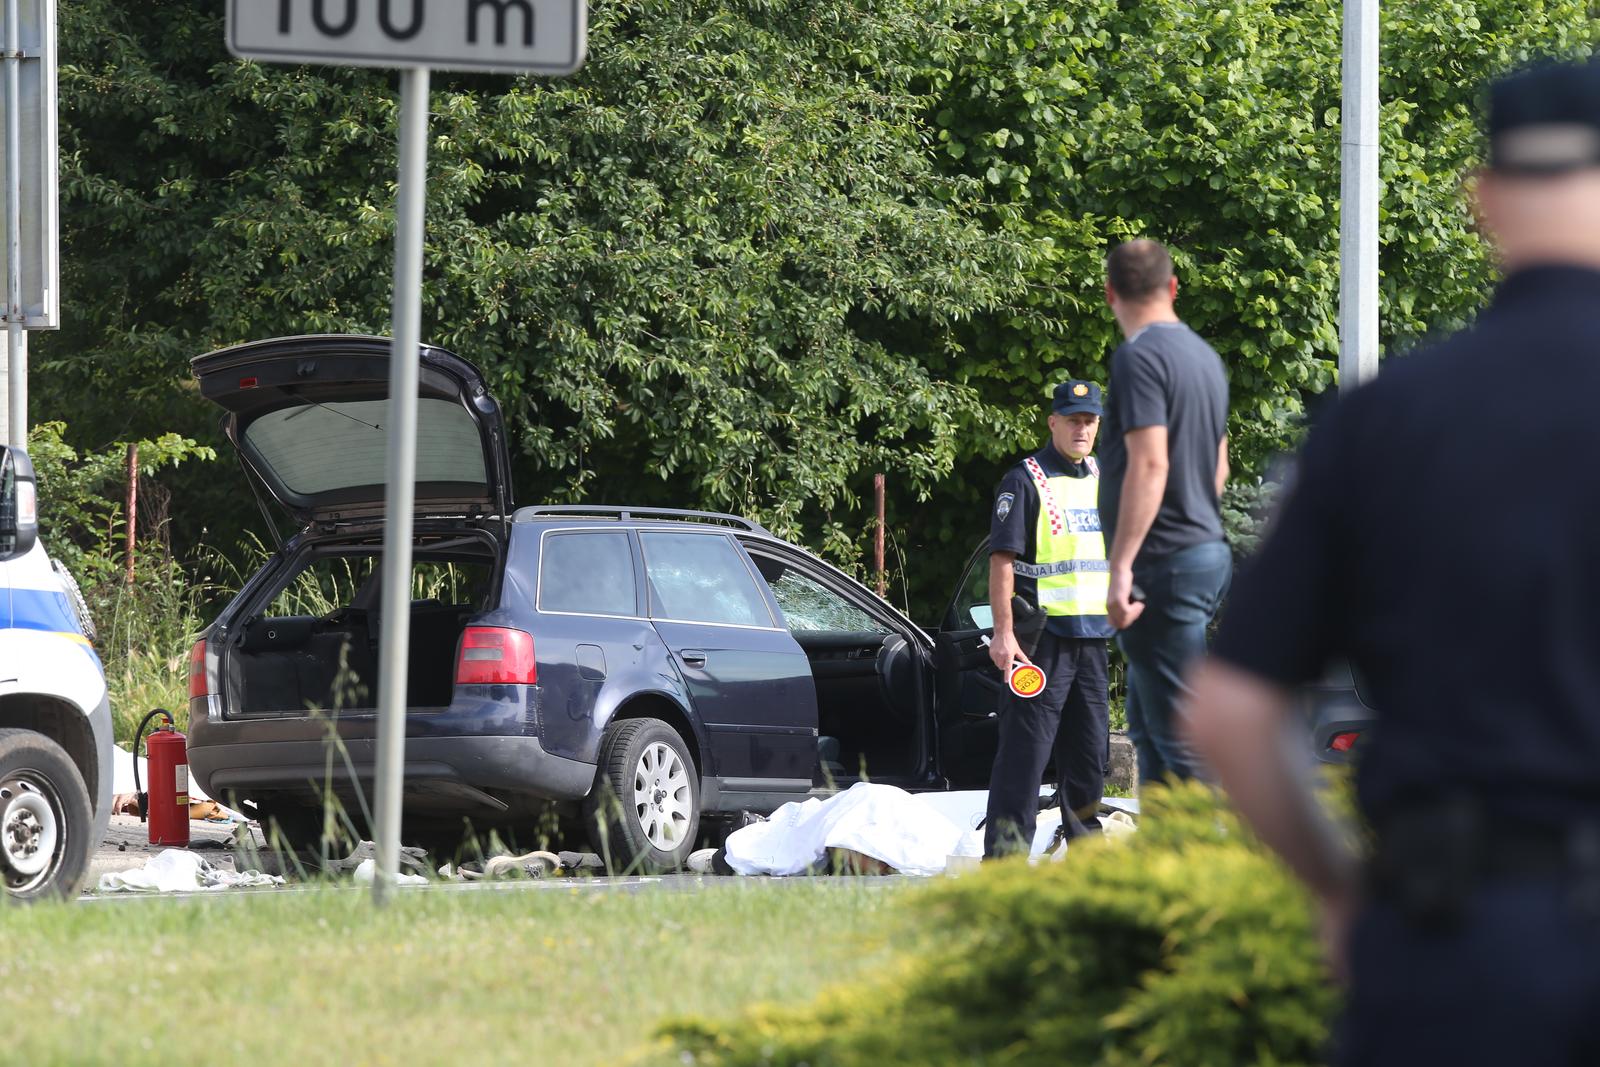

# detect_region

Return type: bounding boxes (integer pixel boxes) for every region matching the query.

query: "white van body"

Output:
[0,449,114,897]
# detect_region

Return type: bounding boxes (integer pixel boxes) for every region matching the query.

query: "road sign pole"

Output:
[4,0,24,444]
[373,64,430,905]
[1339,0,1379,392]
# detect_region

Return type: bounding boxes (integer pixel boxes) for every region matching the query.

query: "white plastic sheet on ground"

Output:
[96,849,284,893]
[724,784,1139,876]
[722,782,975,876]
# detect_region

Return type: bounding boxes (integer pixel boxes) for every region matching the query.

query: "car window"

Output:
[767,568,889,634]
[244,398,487,496]
[265,555,377,617]
[539,532,638,617]
[952,553,992,630]
[641,532,773,627]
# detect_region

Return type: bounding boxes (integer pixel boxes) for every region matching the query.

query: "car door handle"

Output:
[679,649,708,669]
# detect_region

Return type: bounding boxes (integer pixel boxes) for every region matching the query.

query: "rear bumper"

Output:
[189,733,596,810]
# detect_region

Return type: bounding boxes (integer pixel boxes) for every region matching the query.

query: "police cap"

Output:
[1052,380,1103,418]
[1489,60,1600,175]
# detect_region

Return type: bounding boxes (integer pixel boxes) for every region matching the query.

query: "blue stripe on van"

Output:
[6,586,101,669]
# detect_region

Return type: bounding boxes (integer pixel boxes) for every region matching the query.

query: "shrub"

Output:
[26,421,217,740]
[654,781,1335,1066]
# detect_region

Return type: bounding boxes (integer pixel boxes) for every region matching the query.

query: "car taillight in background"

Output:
[188,639,209,699]
[1329,731,1360,754]
[455,627,537,686]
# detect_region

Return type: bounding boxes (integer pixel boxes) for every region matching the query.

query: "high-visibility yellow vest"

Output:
[1012,456,1110,622]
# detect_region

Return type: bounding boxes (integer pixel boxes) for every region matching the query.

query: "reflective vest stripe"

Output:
[1012,559,1110,578]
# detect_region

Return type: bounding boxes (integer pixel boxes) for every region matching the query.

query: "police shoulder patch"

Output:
[995,492,1015,522]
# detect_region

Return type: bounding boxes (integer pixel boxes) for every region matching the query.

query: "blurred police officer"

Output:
[984,380,1114,858]
[1187,59,1600,1064]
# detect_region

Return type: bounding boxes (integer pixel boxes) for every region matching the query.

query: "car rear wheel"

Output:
[583,718,699,873]
[0,729,94,900]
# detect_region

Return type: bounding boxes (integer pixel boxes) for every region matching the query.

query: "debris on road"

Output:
[351,858,428,887]
[96,849,284,893]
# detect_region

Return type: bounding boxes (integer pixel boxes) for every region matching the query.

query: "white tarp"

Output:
[723,784,1139,877]
[723,782,977,876]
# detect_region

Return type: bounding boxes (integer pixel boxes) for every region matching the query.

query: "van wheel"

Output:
[0,729,94,900]
[583,718,699,873]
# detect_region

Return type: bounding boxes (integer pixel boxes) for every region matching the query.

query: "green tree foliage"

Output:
[897,0,1599,612]
[45,0,1032,566]
[26,421,213,586]
[928,0,1600,455]
[37,0,1600,618]
[655,782,1336,1066]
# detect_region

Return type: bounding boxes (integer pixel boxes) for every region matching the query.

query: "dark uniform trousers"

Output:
[983,630,1109,858]
[1339,882,1600,1064]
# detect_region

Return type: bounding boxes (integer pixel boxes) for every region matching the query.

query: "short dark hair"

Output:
[1106,240,1175,301]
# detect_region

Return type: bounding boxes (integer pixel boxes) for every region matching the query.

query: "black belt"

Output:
[1371,797,1600,928]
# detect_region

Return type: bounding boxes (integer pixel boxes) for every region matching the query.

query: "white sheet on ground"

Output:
[724,786,1140,876]
[724,782,966,876]
[96,849,284,893]
[909,789,1063,858]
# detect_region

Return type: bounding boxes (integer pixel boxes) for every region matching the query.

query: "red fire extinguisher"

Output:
[133,709,190,847]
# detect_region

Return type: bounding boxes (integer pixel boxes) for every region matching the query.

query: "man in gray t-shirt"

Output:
[1097,240,1231,785]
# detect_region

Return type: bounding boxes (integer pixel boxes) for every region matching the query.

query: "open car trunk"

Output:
[223,536,499,719]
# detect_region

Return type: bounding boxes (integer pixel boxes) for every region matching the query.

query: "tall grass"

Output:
[89,554,222,743]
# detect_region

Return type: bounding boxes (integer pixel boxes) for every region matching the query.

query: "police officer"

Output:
[983,380,1114,858]
[1187,59,1600,1063]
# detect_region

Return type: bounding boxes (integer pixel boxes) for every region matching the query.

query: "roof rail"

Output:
[512,505,769,534]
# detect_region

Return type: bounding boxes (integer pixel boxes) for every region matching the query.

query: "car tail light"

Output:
[1329,731,1360,753]
[188,639,209,699]
[455,627,537,686]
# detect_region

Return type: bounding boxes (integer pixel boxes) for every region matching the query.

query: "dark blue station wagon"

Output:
[184,336,1028,869]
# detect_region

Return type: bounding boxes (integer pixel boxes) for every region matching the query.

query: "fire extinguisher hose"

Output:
[131,708,176,823]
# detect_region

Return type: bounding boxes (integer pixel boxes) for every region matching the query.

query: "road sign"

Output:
[0,0,59,446]
[226,0,586,903]
[228,0,586,75]
[0,0,57,331]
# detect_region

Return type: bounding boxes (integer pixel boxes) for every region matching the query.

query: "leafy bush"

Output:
[654,782,1335,1066]
[26,422,217,740]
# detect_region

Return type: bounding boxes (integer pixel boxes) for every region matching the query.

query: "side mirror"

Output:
[0,445,38,562]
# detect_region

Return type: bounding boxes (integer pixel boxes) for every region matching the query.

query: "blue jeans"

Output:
[1116,540,1231,785]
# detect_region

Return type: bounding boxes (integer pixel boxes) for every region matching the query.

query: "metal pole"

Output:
[125,443,137,585]
[1339,0,1380,392]
[4,0,24,443]
[873,474,886,599]
[373,65,430,905]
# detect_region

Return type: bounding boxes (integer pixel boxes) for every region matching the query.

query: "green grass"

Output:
[0,881,911,1065]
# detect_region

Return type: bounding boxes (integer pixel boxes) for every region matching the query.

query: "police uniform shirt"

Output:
[990,445,1115,640]
[1212,266,1600,827]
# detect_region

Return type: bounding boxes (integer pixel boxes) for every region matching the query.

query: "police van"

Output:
[0,446,112,898]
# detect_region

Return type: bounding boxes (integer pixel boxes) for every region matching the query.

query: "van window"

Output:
[641,532,773,628]
[0,452,14,557]
[538,532,638,617]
